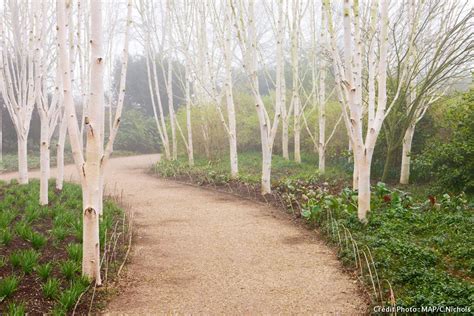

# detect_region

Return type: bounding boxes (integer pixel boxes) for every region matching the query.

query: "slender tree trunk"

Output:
[261,143,272,194]
[281,116,289,159]
[381,145,396,182]
[17,135,28,184]
[81,6,103,282]
[167,60,177,160]
[400,123,415,184]
[223,8,238,177]
[291,7,301,164]
[352,145,358,190]
[56,112,67,190]
[318,50,326,173]
[185,64,194,166]
[357,153,371,222]
[0,108,2,163]
[318,146,325,172]
[293,97,301,163]
[39,119,50,205]
[225,87,238,177]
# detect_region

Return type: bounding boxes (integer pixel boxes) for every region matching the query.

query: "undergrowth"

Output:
[154,154,474,310]
[0,180,128,314]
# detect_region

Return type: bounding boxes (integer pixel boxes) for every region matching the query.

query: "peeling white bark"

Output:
[325,0,392,222]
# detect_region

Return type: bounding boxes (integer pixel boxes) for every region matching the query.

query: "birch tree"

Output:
[208,0,239,176]
[289,0,303,163]
[163,0,178,160]
[324,0,396,222]
[381,0,473,184]
[138,0,172,160]
[170,0,195,166]
[301,2,342,174]
[0,0,37,184]
[57,0,132,283]
[232,0,282,194]
[34,1,62,205]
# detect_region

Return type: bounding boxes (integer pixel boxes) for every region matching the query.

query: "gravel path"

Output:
[1,154,367,314]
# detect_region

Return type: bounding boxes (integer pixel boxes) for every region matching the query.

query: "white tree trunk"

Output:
[261,143,272,195]
[56,111,68,190]
[185,63,194,166]
[81,0,103,284]
[0,108,2,163]
[17,136,28,184]
[400,123,415,185]
[167,60,177,160]
[318,146,325,173]
[318,49,326,173]
[357,154,371,222]
[39,120,50,205]
[281,116,289,160]
[290,0,301,163]
[224,5,238,177]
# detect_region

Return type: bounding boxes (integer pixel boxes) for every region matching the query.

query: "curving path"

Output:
[1,154,367,314]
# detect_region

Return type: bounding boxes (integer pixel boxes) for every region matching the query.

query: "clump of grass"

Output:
[58,281,86,311]
[52,226,68,241]
[9,251,22,269]
[72,220,82,242]
[36,263,53,281]
[1,228,13,246]
[0,256,6,268]
[0,210,17,229]
[19,249,40,274]
[15,221,33,241]
[6,302,26,316]
[31,232,47,249]
[25,206,40,223]
[66,243,82,262]
[59,260,79,280]
[42,278,60,299]
[0,275,20,300]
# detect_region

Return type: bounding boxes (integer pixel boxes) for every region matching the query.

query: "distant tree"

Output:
[381,0,473,184]
[0,1,37,183]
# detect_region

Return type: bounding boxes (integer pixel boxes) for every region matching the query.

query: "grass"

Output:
[6,302,26,316]
[0,180,126,314]
[1,229,13,246]
[59,260,80,280]
[0,276,20,300]
[154,151,349,187]
[291,183,474,308]
[19,249,39,274]
[155,151,474,309]
[42,278,60,299]
[66,243,82,262]
[36,263,53,281]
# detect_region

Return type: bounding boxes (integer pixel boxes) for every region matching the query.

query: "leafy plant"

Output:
[52,226,68,241]
[66,243,82,262]
[9,251,22,269]
[25,207,40,223]
[0,210,17,229]
[59,260,80,280]
[15,221,33,241]
[1,228,13,246]
[36,263,53,281]
[6,302,26,316]
[19,249,40,274]
[31,232,47,249]
[42,278,60,299]
[0,275,20,300]
[58,281,86,311]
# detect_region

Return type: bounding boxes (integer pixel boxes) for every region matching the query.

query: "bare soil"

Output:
[2,154,368,314]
